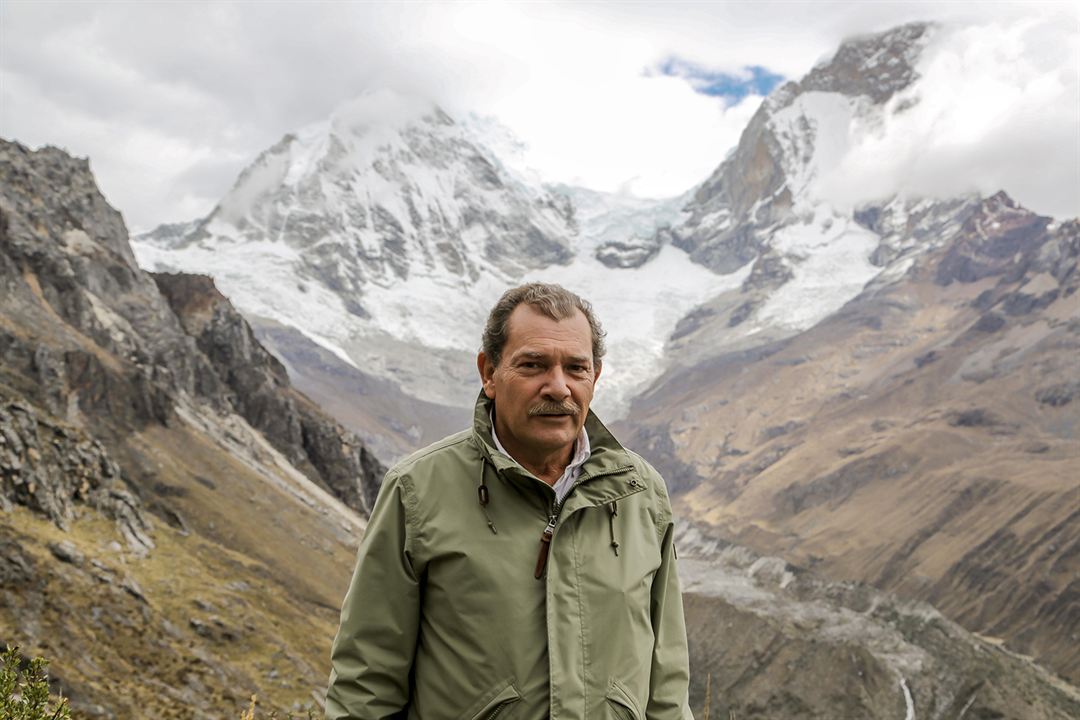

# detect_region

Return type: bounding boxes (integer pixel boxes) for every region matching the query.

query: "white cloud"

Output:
[816,15,1080,218]
[1,1,1076,230]
[486,63,764,199]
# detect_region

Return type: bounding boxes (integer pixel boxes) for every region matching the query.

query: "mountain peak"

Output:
[324,90,450,144]
[163,93,575,286]
[134,96,586,407]
[677,21,946,269]
[796,21,932,105]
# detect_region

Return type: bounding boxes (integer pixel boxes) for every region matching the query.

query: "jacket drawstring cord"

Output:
[478,458,498,534]
[607,500,619,556]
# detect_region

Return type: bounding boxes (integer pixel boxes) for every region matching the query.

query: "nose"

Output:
[541,366,571,401]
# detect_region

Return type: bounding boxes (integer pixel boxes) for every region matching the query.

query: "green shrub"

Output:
[0,645,70,720]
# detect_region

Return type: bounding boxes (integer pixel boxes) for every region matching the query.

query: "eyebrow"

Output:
[513,351,546,361]
[512,351,591,365]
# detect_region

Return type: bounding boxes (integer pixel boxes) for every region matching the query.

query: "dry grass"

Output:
[0,423,351,718]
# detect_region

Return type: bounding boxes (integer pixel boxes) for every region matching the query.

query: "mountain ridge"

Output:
[131,20,1054,443]
[622,189,1080,682]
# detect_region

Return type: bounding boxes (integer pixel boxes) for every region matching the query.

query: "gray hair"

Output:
[482,282,606,367]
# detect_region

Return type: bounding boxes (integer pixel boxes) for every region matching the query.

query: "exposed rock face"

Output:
[0,533,35,589]
[0,325,176,431]
[594,233,663,268]
[855,195,979,268]
[0,139,193,548]
[0,401,153,553]
[0,139,383,521]
[153,272,383,512]
[740,249,794,294]
[794,22,929,103]
[673,108,783,272]
[0,144,207,400]
[936,192,1054,285]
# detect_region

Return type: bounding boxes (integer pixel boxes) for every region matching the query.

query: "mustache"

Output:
[528,399,581,417]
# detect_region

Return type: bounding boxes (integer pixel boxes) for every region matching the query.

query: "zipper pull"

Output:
[534,515,557,579]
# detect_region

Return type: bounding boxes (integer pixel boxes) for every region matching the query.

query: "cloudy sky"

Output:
[1,1,1077,232]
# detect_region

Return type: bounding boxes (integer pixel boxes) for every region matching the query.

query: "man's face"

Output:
[479,304,601,461]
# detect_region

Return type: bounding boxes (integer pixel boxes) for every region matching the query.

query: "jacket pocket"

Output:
[605,678,642,720]
[466,680,522,720]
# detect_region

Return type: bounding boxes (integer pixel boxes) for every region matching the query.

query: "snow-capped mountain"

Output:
[134,91,714,418]
[661,23,989,367]
[136,22,1034,435]
[674,22,933,273]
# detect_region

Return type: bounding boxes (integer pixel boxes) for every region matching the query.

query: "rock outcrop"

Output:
[0,139,383,521]
[0,137,385,717]
[153,272,383,513]
[0,400,152,553]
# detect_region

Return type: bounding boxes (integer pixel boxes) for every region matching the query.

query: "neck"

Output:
[520,449,573,487]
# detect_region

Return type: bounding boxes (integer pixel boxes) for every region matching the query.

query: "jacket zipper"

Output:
[533,510,558,579]
[533,465,635,579]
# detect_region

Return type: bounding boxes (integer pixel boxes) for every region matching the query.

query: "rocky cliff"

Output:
[152,272,383,514]
[673,23,931,274]
[0,138,384,717]
[0,139,383,517]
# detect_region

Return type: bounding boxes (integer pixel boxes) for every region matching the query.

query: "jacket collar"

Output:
[470,391,644,508]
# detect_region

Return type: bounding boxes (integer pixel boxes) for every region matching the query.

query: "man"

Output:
[326,283,693,720]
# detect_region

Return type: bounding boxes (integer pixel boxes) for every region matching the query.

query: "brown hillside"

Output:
[625,193,1080,682]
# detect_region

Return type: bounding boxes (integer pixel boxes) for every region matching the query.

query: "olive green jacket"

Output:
[325,393,693,720]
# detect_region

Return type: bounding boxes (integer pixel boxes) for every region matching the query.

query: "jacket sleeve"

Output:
[647,516,695,719]
[325,471,421,720]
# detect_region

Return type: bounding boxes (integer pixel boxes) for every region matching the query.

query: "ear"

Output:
[478,352,497,399]
[593,360,602,385]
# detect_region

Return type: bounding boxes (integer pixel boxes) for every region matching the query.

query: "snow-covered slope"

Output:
[664,23,984,363]
[134,92,709,417]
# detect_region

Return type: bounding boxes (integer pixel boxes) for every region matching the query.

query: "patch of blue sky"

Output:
[655,57,785,102]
